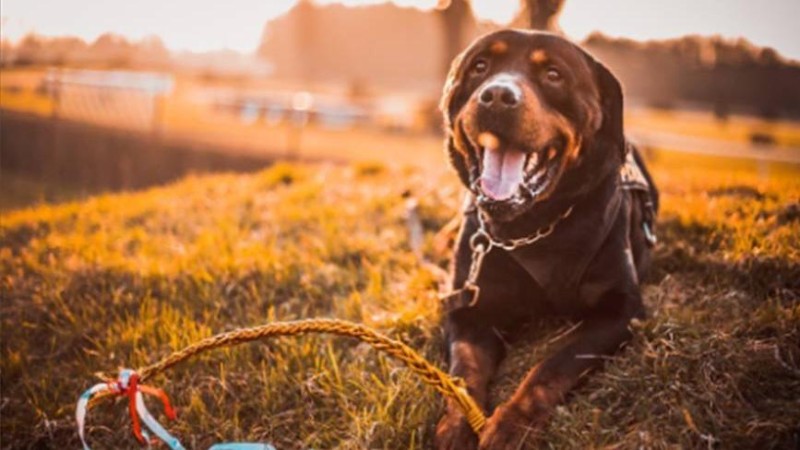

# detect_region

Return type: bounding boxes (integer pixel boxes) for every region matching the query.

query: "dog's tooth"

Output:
[527,165,543,184]
[547,147,557,161]
[478,132,500,151]
[531,174,549,195]
[526,153,539,172]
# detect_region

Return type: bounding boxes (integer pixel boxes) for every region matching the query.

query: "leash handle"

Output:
[77,369,184,450]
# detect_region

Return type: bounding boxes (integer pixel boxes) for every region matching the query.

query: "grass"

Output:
[0,173,91,211]
[0,69,55,117]
[1,155,799,449]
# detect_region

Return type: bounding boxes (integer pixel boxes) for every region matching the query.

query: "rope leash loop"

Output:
[137,319,487,432]
[77,382,117,450]
[77,319,488,448]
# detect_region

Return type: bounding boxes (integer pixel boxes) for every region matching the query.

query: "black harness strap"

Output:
[621,143,657,246]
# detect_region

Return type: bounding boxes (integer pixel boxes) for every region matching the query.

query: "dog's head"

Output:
[441,30,625,222]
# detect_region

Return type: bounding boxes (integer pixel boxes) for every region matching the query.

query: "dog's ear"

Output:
[440,50,474,188]
[592,58,625,153]
[446,133,472,187]
[439,51,466,128]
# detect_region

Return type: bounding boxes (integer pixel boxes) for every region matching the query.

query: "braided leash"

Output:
[78,318,486,448]
[140,318,486,431]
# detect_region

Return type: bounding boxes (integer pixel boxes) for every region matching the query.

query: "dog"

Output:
[435,29,659,450]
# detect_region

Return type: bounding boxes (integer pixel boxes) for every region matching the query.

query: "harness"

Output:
[620,145,658,246]
[449,205,575,307]
[444,145,657,310]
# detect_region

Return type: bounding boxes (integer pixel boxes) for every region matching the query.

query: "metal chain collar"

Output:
[475,206,574,251]
[444,205,574,308]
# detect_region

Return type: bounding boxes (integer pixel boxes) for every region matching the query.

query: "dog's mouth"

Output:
[473,132,565,206]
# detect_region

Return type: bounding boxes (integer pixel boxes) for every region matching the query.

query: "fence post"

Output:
[50,68,63,185]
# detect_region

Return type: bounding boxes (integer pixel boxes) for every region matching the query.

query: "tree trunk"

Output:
[519,0,565,32]
[438,0,473,79]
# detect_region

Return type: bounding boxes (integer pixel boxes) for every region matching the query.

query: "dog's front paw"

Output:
[435,411,479,450]
[478,403,545,450]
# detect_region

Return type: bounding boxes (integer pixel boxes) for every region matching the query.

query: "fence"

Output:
[45,69,173,133]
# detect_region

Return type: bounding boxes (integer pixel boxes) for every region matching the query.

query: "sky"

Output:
[2,0,799,60]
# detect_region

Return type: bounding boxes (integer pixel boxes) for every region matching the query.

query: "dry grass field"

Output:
[626,109,800,149]
[2,150,799,449]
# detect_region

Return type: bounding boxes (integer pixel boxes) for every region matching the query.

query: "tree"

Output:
[516,0,565,31]
[90,33,134,67]
[15,34,44,65]
[437,0,474,79]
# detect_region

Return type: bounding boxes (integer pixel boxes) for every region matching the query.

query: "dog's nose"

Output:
[478,82,521,110]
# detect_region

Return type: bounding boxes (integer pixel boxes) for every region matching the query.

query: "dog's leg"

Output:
[477,310,640,449]
[437,213,534,450]
[435,317,505,450]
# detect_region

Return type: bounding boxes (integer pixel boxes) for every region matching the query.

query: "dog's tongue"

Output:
[480,147,525,200]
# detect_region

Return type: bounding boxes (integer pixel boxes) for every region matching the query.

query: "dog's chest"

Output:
[506,183,624,312]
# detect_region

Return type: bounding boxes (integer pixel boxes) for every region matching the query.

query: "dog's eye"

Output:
[471,58,489,75]
[545,67,563,83]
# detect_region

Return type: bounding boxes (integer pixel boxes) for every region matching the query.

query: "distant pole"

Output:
[50,68,63,184]
[151,93,165,137]
[49,67,63,119]
[288,92,312,159]
[287,121,302,159]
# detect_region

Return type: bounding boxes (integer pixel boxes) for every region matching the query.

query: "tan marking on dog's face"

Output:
[530,49,548,64]
[568,136,583,163]
[490,40,508,55]
[478,132,500,150]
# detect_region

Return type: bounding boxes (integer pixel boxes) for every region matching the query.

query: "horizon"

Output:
[2,0,799,61]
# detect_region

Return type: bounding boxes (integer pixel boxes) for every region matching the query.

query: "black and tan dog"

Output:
[435,30,659,449]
